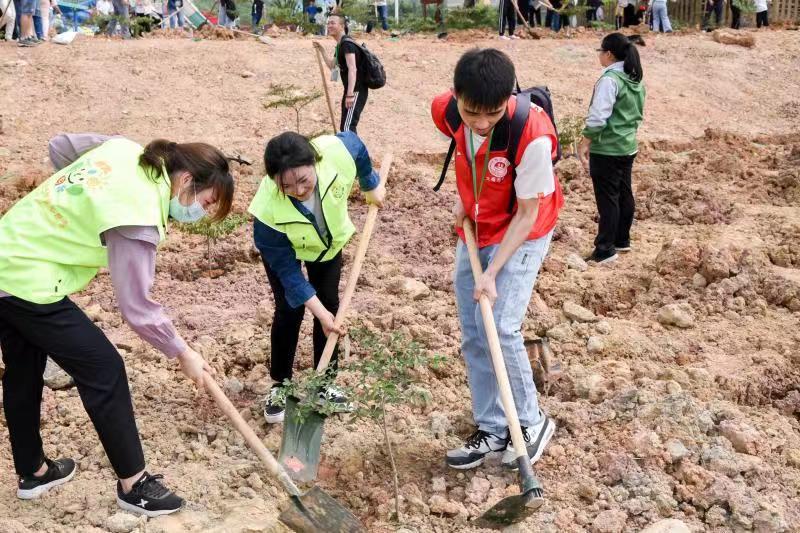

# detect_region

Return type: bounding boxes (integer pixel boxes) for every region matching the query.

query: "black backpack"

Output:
[341,36,386,90]
[434,85,562,212]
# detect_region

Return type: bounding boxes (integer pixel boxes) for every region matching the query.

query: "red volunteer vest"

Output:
[431,90,564,248]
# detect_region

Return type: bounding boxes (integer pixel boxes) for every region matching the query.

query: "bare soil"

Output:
[0,28,799,533]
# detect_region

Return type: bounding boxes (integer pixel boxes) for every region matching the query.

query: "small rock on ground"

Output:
[44,358,74,390]
[563,301,598,323]
[657,303,694,328]
[641,519,692,533]
[105,512,141,533]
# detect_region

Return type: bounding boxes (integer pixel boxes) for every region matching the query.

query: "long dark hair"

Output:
[139,140,234,221]
[600,33,643,82]
[263,132,322,191]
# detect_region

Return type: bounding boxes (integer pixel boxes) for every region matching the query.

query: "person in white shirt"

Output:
[96,0,113,16]
[754,0,769,27]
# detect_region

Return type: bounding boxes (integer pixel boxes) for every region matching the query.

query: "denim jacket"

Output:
[253,131,379,308]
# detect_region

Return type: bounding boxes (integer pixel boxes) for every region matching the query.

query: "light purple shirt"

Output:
[0,134,187,359]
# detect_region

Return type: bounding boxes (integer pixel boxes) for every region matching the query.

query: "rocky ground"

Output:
[0,27,799,533]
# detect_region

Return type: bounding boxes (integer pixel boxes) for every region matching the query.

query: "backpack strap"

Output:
[434,139,456,192]
[507,92,531,213]
[434,96,463,192]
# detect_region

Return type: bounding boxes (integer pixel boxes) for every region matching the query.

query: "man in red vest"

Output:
[431,48,563,471]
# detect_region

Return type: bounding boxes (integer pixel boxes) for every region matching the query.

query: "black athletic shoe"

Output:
[446,429,509,470]
[264,385,285,424]
[585,249,619,264]
[615,242,632,252]
[17,458,76,499]
[116,472,184,517]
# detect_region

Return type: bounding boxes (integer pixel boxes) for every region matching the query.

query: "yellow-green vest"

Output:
[248,135,357,262]
[0,138,171,304]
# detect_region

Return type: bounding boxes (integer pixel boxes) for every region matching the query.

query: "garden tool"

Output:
[462,221,545,529]
[203,373,365,533]
[278,153,393,483]
[525,337,563,396]
[314,45,339,133]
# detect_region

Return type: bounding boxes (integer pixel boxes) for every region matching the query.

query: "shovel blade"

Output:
[474,488,545,530]
[279,486,366,533]
[278,397,327,482]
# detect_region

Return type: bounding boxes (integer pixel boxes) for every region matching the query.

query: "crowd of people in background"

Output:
[0,0,778,46]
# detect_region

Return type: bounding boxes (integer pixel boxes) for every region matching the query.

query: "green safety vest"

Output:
[582,69,646,157]
[0,138,171,304]
[248,135,357,262]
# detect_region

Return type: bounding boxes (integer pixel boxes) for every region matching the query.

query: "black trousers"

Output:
[0,296,145,478]
[340,88,368,134]
[589,153,637,255]
[729,3,741,28]
[703,0,724,28]
[756,10,768,27]
[263,253,342,384]
[499,0,516,35]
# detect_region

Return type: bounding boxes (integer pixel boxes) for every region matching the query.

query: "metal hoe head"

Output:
[279,486,366,533]
[474,456,545,529]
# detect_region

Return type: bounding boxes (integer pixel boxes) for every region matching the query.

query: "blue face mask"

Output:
[169,184,207,223]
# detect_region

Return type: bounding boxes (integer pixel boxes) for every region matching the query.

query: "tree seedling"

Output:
[278,326,445,523]
[175,213,250,271]
[263,83,323,134]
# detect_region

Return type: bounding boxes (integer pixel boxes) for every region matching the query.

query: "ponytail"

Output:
[600,32,644,83]
[139,139,235,221]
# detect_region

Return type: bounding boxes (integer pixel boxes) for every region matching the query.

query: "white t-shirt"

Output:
[96,0,113,15]
[301,186,329,240]
[463,128,555,200]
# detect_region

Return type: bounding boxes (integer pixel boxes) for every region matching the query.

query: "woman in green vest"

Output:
[0,135,234,516]
[249,131,385,424]
[578,32,645,265]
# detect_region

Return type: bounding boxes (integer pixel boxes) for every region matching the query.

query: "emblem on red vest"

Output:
[487,157,511,182]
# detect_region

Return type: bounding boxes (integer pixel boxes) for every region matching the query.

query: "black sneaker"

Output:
[17,458,76,499]
[18,37,40,47]
[318,384,354,413]
[446,429,509,470]
[585,249,619,264]
[502,412,556,469]
[116,472,184,517]
[615,242,632,252]
[264,385,285,424]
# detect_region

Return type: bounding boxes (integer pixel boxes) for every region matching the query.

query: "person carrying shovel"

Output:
[250,130,385,424]
[431,48,561,472]
[0,134,234,516]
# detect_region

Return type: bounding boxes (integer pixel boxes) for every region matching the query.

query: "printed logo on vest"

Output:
[487,157,511,182]
[331,184,346,200]
[54,159,111,196]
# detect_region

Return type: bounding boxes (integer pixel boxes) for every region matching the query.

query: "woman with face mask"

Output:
[249,131,385,424]
[0,134,234,517]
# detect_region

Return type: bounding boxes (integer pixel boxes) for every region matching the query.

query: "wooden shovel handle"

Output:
[203,373,302,497]
[314,46,339,134]
[462,221,529,462]
[315,152,393,372]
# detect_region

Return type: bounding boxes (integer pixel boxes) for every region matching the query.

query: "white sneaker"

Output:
[446,430,509,470]
[502,412,556,468]
[498,35,511,40]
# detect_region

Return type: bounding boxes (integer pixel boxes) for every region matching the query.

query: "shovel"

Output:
[462,221,545,529]
[278,153,393,482]
[203,373,365,532]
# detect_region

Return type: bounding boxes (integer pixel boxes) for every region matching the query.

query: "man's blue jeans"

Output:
[454,231,553,435]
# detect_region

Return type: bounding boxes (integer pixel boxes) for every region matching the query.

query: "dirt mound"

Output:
[712,28,756,48]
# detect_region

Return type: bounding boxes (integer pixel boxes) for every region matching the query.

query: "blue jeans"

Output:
[454,231,553,435]
[651,2,671,32]
[377,4,388,30]
[550,12,561,31]
[218,4,233,27]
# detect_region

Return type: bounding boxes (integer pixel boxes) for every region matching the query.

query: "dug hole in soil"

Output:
[0,28,799,533]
